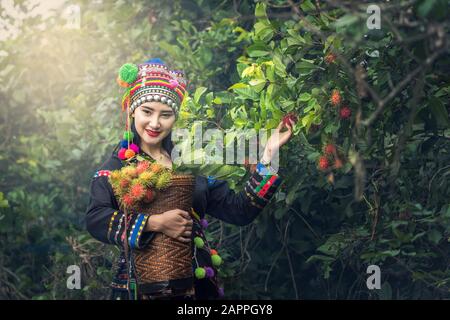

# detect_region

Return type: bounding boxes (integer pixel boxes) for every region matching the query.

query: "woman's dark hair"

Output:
[112,120,174,159]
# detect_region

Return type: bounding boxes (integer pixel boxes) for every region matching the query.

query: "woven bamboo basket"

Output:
[131,174,196,294]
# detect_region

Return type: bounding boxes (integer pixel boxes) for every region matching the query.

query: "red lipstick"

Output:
[146,129,161,137]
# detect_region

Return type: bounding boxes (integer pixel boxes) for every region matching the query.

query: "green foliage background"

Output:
[0,0,449,299]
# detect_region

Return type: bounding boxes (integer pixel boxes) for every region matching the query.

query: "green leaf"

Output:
[0,192,8,208]
[380,249,400,257]
[228,83,249,90]
[274,207,287,219]
[427,229,442,244]
[194,87,207,104]
[273,53,287,77]
[296,59,319,75]
[417,0,437,17]
[378,282,392,300]
[248,50,270,57]
[299,93,311,102]
[333,14,360,29]
[159,40,181,57]
[306,254,335,264]
[254,21,273,42]
[286,30,306,47]
[301,111,315,130]
[300,0,316,12]
[249,78,266,92]
[212,97,222,104]
[202,92,212,106]
[429,97,449,128]
[255,2,268,19]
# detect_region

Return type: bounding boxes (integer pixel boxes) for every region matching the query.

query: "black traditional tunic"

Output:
[85,150,282,300]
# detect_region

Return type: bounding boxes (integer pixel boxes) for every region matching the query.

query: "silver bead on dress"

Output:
[154,95,160,101]
[161,96,167,103]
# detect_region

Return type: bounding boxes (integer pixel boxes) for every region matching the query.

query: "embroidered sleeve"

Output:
[106,210,151,249]
[243,162,282,209]
[205,163,282,226]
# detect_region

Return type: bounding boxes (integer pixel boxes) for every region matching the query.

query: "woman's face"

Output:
[132,101,176,147]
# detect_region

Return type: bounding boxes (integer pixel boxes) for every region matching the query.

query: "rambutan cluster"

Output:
[328,89,352,120]
[108,160,172,209]
[317,143,345,171]
[324,52,336,64]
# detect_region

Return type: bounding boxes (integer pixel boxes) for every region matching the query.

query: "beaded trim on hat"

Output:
[127,62,187,114]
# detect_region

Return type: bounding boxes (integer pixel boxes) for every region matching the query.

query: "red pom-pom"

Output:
[118,148,127,160]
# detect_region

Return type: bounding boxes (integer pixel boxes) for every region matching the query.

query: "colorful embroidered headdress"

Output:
[116,58,188,160]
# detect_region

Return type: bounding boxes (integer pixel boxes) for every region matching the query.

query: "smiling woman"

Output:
[132,102,176,168]
[85,58,290,300]
[132,101,175,165]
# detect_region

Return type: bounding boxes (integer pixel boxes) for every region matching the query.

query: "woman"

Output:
[85,58,294,300]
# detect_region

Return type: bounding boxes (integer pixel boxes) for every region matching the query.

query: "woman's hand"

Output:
[145,209,193,243]
[261,117,295,163]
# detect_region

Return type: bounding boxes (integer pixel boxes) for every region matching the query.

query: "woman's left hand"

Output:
[261,118,295,162]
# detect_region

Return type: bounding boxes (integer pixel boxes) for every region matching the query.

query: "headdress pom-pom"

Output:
[129,143,139,154]
[123,131,134,140]
[116,76,130,88]
[118,148,127,160]
[169,79,179,89]
[118,63,139,85]
[124,149,136,159]
[121,140,129,148]
[145,58,165,65]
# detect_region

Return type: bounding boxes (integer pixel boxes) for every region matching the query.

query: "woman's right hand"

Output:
[145,209,193,243]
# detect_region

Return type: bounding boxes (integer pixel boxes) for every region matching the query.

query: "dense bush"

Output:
[0,0,449,299]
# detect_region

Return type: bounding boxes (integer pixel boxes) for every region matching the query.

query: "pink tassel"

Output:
[118,148,127,160]
[129,143,139,154]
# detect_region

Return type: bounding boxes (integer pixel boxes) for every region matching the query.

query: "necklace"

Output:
[149,150,169,160]
[145,149,172,167]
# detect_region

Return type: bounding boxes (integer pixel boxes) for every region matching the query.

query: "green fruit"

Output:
[195,267,206,279]
[211,254,222,267]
